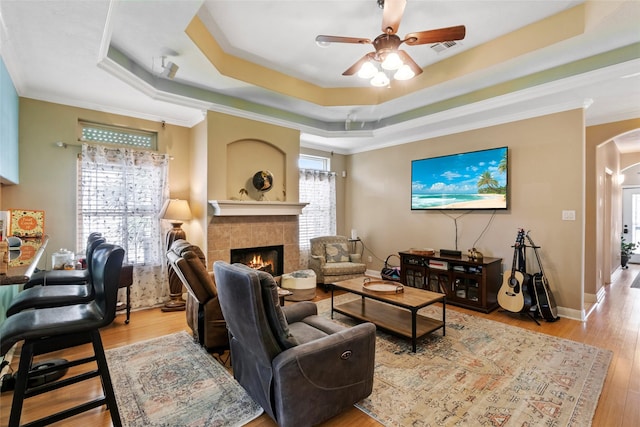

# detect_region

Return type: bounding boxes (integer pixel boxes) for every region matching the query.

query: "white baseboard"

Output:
[556,306,585,321]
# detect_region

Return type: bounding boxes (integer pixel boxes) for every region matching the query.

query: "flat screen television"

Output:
[411,146,508,210]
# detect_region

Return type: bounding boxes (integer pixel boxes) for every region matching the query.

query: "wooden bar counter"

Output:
[1,236,49,327]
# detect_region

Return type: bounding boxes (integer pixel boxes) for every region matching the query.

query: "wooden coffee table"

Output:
[331,277,445,352]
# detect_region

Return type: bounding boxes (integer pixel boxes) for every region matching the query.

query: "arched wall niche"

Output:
[226,139,286,201]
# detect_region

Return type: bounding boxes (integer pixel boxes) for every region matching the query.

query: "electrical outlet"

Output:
[562,210,576,221]
[367,256,372,263]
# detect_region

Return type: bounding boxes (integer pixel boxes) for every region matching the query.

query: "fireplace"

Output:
[207,213,301,275]
[230,245,284,277]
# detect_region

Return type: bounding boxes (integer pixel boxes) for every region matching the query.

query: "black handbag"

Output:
[381,254,401,282]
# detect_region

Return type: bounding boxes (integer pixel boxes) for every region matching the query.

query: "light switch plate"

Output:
[562,210,576,221]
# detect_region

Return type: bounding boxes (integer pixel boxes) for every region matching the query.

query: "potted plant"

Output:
[621,236,637,269]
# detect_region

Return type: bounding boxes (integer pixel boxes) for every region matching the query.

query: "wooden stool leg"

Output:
[125,285,131,324]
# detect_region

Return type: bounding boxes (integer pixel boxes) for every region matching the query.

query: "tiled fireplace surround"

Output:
[207,215,301,274]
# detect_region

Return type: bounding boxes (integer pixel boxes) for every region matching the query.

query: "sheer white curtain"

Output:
[77,143,170,309]
[299,169,336,267]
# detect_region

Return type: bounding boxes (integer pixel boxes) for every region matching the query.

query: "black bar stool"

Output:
[5,237,106,316]
[23,232,103,288]
[0,243,125,427]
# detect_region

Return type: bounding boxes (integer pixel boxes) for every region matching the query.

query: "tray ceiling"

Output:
[0,0,638,153]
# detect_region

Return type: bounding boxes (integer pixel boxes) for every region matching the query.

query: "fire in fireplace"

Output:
[230,245,284,277]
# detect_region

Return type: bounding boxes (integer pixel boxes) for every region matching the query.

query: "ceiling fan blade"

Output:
[316,35,371,45]
[381,0,407,35]
[397,50,423,76]
[342,53,375,76]
[403,25,466,46]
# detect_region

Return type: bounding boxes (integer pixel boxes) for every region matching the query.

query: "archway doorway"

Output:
[622,164,640,264]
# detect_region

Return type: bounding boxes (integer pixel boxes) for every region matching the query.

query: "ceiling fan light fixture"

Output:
[394,64,415,80]
[381,51,403,70]
[358,61,378,79]
[370,71,390,87]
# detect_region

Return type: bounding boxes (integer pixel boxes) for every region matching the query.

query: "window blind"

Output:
[77,144,168,266]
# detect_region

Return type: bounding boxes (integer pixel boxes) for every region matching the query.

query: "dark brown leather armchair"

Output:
[166,239,228,352]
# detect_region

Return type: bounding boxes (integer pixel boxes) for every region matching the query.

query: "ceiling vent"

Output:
[430,41,459,53]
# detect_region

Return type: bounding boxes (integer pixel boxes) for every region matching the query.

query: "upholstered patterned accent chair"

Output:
[309,235,367,288]
[213,261,376,427]
[166,239,228,352]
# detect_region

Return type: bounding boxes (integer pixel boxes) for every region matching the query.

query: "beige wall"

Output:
[205,111,300,202]
[595,141,620,291]
[347,110,585,313]
[187,119,209,249]
[2,98,192,254]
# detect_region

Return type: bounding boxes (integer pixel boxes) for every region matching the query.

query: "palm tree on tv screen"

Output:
[498,152,507,174]
[477,171,499,194]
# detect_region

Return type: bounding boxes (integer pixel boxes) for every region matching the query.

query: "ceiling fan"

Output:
[315,0,466,86]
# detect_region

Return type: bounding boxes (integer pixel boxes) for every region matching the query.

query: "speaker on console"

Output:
[439,249,462,257]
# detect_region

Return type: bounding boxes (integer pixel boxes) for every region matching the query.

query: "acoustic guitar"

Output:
[498,229,530,313]
[526,232,559,322]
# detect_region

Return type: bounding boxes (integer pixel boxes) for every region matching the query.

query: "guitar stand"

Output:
[498,308,541,326]
[521,308,541,326]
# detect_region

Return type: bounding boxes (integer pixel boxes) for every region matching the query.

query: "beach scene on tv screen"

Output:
[412,147,508,210]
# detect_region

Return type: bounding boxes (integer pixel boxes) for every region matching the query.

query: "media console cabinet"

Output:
[399,250,502,313]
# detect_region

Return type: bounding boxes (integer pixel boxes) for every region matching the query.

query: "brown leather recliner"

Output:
[166,239,228,352]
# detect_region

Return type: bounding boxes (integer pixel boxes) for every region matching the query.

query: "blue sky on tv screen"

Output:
[412,147,507,195]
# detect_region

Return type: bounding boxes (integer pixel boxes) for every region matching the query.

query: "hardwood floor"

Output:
[2,266,640,426]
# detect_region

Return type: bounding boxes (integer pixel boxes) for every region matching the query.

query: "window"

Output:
[77,143,168,266]
[79,121,157,149]
[299,155,336,267]
[299,154,330,171]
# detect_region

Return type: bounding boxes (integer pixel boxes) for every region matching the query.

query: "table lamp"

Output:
[160,199,192,312]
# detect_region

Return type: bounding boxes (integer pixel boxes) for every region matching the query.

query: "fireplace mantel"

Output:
[209,200,308,216]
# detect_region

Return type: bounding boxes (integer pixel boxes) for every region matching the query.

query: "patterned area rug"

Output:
[317,294,612,427]
[106,331,263,427]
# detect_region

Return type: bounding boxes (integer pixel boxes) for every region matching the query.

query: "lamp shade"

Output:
[394,64,415,81]
[160,199,192,222]
[381,52,403,70]
[357,61,378,79]
[370,71,390,87]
